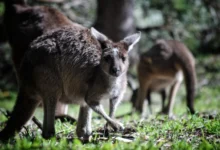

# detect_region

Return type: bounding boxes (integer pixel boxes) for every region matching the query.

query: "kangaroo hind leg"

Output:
[0,89,40,141]
[42,95,60,139]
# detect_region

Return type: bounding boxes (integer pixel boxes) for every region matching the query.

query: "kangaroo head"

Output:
[156,39,173,59]
[91,27,141,77]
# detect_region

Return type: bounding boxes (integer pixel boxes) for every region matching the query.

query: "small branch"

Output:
[35,0,65,4]
[0,109,10,118]
[55,115,77,124]
[92,112,132,120]
[116,112,132,119]
[32,116,43,131]
[136,26,165,33]
[0,108,43,131]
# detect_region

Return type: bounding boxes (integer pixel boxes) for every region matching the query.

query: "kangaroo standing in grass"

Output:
[3,0,84,117]
[135,40,196,117]
[0,26,141,141]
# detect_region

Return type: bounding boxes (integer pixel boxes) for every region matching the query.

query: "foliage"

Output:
[0,2,4,15]
[0,44,16,91]
[134,0,220,54]
[29,0,96,27]
[0,86,219,149]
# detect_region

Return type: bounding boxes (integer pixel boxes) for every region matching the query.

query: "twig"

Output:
[55,115,77,124]
[92,112,132,120]
[116,112,132,119]
[32,116,43,130]
[0,109,10,118]
[0,108,43,131]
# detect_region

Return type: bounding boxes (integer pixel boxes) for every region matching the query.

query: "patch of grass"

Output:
[0,97,219,149]
[0,55,219,149]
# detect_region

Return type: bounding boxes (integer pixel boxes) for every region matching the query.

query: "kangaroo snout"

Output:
[110,66,121,77]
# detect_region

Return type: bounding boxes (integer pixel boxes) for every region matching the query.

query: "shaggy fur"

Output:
[3,0,84,116]
[0,26,141,141]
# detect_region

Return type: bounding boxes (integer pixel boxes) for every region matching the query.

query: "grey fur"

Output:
[0,26,141,141]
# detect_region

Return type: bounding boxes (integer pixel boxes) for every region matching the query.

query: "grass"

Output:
[0,55,220,149]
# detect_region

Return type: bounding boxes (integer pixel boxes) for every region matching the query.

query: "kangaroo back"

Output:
[171,41,196,114]
[3,1,76,72]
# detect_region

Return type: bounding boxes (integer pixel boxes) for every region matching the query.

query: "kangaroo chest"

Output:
[149,70,183,91]
[59,71,126,105]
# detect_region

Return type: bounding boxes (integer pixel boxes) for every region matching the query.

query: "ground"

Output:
[0,55,219,150]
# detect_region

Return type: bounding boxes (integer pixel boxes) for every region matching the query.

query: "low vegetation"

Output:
[0,56,219,149]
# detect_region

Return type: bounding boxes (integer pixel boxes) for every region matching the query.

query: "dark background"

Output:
[0,0,219,91]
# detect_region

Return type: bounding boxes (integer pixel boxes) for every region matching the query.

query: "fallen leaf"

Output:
[115,137,133,143]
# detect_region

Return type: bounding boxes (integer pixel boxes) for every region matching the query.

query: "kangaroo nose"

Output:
[111,67,120,76]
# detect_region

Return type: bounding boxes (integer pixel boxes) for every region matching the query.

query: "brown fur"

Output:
[0,26,140,141]
[3,0,84,116]
[4,0,83,71]
[135,39,196,117]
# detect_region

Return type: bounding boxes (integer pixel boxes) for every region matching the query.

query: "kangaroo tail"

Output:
[174,42,197,114]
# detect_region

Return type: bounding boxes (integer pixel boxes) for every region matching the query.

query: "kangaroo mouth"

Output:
[102,68,121,77]
[110,72,121,77]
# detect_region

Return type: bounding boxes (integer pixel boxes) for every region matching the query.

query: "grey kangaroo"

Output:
[0,26,141,141]
[3,0,83,119]
[135,40,196,117]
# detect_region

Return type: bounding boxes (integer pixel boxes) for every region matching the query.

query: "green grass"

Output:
[0,55,220,149]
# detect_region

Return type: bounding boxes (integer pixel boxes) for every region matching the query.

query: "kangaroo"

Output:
[0,26,141,141]
[135,39,196,117]
[3,0,83,117]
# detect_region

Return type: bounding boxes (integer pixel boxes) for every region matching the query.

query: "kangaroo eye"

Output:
[101,43,109,49]
[121,56,126,62]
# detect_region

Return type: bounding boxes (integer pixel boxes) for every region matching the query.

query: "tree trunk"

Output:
[94,0,135,42]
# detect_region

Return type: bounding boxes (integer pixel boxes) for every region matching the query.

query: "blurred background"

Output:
[0,0,219,115]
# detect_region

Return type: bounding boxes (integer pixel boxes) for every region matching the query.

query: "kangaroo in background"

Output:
[134,40,196,117]
[0,26,141,141]
[2,0,83,117]
[131,87,167,115]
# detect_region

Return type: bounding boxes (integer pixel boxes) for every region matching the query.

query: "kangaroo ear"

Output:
[123,32,141,52]
[91,27,107,43]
